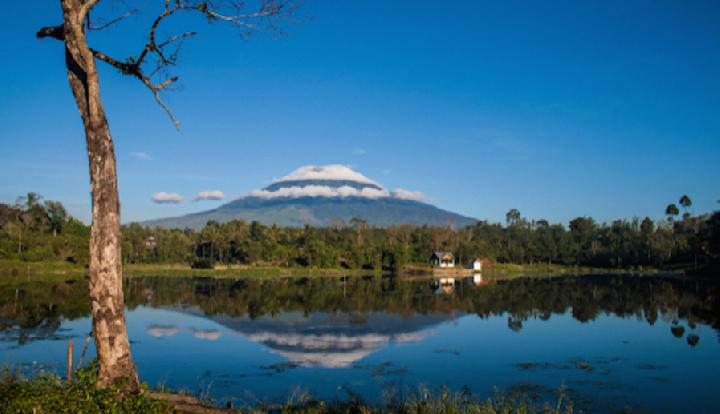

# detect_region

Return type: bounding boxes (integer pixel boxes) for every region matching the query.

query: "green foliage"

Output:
[0,362,170,413]
[2,194,718,273]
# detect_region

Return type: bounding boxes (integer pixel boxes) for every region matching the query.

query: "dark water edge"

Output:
[1,273,719,413]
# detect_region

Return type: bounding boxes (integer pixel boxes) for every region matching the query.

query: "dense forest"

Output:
[1,192,718,271]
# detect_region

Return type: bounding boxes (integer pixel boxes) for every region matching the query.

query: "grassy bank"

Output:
[0,259,673,285]
[401,261,664,277]
[1,366,573,414]
[0,259,371,282]
[0,363,169,413]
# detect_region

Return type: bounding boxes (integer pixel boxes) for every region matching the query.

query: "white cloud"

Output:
[194,190,225,201]
[146,325,180,337]
[352,148,367,156]
[392,188,431,202]
[152,192,183,204]
[250,185,391,199]
[247,165,433,203]
[130,152,152,160]
[278,164,381,186]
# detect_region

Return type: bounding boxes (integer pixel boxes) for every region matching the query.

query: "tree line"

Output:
[1,193,718,272]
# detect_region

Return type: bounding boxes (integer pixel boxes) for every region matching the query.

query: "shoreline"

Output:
[0,259,687,284]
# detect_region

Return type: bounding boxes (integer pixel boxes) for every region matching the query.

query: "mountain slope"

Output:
[142,196,476,229]
[141,165,477,229]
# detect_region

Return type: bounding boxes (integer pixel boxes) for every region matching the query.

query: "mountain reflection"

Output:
[2,274,719,350]
[205,311,439,367]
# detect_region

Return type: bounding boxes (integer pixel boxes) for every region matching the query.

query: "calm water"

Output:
[1,274,719,413]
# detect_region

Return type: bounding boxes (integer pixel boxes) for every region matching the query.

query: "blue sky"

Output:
[1,0,719,224]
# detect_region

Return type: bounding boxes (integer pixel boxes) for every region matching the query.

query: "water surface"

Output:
[1,274,719,413]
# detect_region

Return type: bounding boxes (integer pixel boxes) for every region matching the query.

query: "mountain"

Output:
[142,165,476,229]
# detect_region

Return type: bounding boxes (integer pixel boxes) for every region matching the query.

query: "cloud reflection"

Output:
[146,324,181,338]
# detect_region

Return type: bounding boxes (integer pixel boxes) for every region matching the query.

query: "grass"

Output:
[0,259,371,283]
[0,258,671,285]
[0,365,574,414]
[258,385,575,414]
[124,263,370,279]
[0,362,171,414]
[402,261,661,278]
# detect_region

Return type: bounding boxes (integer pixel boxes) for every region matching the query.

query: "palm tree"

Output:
[665,203,680,221]
[679,195,692,219]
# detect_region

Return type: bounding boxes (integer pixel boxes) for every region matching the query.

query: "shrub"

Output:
[0,362,170,414]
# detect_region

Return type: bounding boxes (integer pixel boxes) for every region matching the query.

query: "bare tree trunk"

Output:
[60,0,139,390]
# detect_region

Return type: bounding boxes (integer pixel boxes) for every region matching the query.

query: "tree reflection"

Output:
[1,274,718,348]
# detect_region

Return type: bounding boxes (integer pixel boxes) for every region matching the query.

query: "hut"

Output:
[469,258,492,270]
[431,251,455,268]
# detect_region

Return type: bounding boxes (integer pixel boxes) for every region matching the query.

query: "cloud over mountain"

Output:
[393,188,430,202]
[152,192,183,204]
[253,165,428,202]
[277,164,380,186]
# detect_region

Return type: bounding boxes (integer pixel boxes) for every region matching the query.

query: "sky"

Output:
[1,0,719,225]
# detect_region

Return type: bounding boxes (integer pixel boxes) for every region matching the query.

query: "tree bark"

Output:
[60,0,139,390]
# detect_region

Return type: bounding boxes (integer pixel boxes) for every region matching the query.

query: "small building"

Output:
[431,251,455,268]
[469,257,492,270]
[143,236,157,249]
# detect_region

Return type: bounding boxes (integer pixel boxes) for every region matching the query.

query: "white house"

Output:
[470,259,483,271]
[431,251,455,268]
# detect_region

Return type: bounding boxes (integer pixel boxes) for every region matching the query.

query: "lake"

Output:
[1,274,719,413]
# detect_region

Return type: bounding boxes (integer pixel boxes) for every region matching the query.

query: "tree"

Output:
[506,209,521,226]
[45,200,68,237]
[666,203,680,221]
[37,0,297,390]
[679,195,692,219]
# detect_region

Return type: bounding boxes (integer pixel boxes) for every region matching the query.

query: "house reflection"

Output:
[430,273,487,294]
[472,273,488,286]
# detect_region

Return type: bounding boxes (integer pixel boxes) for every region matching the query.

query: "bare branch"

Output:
[90,49,134,74]
[36,25,64,41]
[40,0,300,129]
[79,0,102,23]
[152,90,181,129]
[89,8,139,31]
[158,32,197,49]
[90,47,181,128]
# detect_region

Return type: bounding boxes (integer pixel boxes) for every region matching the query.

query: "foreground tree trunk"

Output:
[60,0,139,390]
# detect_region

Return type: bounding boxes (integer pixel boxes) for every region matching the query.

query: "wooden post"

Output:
[76,336,92,370]
[66,339,73,382]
